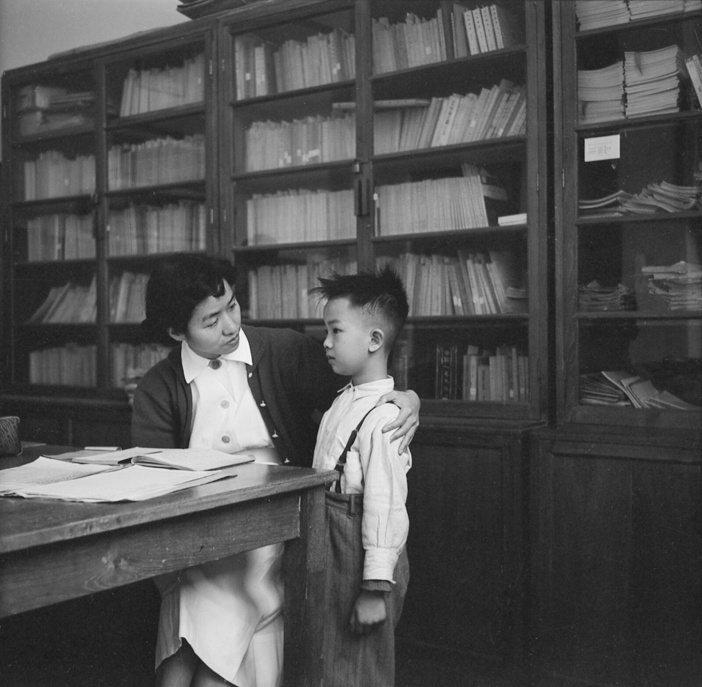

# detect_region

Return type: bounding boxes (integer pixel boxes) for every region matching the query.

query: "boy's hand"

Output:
[376,389,420,454]
[350,590,388,635]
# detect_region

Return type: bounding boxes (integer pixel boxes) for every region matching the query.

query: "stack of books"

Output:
[578,61,625,124]
[641,260,702,312]
[579,372,631,406]
[578,281,636,312]
[574,0,629,30]
[17,84,96,136]
[624,45,685,118]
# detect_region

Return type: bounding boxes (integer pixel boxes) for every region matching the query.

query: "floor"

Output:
[1,585,519,686]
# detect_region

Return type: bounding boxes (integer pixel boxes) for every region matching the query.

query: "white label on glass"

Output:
[584,134,620,162]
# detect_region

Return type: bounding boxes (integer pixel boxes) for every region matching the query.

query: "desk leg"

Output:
[284,485,327,687]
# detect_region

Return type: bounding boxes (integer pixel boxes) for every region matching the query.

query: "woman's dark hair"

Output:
[142,253,238,343]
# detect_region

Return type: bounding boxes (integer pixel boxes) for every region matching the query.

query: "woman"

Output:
[132,253,419,687]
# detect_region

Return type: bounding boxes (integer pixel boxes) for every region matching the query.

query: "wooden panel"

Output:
[531,431,702,687]
[398,427,528,669]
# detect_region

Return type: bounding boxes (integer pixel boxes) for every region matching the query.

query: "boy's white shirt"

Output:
[313,376,411,583]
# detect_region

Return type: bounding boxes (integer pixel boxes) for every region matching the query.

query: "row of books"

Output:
[388,250,527,317]
[119,54,205,116]
[27,278,97,324]
[372,3,520,74]
[23,151,95,200]
[371,81,526,154]
[246,188,355,245]
[575,0,702,32]
[641,260,702,313]
[580,370,699,410]
[435,343,529,403]
[375,165,509,236]
[29,345,96,387]
[26,213,95,262]
[247,257,357,320]
[372,12,447,73]
[234,29,356,99]
[108,134,206,189]
[111,343,170,389]
[578,44,685,124]
[448,2,520,57]
[27,271,149,324]
[108,202,207,256]
[244,114,355,171]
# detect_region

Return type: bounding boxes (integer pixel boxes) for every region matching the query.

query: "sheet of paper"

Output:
[12,464,231,502]
[0,457,117,494]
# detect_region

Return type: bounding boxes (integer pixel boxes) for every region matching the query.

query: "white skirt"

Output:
[155,542,284,687]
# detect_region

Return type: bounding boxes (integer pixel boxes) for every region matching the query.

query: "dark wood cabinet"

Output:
[398,422,535,677]
[529,425,702,687]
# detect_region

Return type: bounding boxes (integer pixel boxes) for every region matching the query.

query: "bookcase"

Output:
[218,0,550,424]
[1,20,217,444]
[553,0,702,432]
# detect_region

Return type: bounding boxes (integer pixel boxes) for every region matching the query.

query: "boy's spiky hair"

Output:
[310,264,409,347]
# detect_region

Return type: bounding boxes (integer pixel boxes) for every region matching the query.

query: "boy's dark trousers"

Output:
[321,491,410,687]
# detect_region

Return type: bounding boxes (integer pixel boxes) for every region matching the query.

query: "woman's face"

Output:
[169,280,241,359]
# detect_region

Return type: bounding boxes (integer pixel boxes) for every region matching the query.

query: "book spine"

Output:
[472,8,489,53]
[481,5,497,51]
[463,10,480,55]
[687,55,702,107]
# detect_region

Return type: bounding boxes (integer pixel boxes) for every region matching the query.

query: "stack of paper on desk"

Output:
[0,452,240,502]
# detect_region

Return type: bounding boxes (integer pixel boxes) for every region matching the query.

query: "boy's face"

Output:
[169,280,241,359]
[322,297,377,382]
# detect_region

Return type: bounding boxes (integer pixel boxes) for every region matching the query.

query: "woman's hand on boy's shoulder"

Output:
[376,389,420,454]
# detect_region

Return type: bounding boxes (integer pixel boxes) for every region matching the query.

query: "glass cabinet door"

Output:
[556,2,702,429]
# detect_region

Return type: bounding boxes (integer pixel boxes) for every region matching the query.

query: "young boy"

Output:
[310,265,412,687]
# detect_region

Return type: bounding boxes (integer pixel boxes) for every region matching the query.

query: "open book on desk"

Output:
[70,447,255,471]
[0,456,232,502]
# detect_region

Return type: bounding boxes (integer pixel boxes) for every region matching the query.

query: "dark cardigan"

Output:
[131,324,344,467]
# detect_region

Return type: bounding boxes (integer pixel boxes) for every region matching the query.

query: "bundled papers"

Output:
[624,45,685,118]
[579,281,636,312]
[641,260,702,312]
[578,61,625,124]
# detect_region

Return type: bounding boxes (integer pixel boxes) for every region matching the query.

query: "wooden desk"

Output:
[0,447,334,687]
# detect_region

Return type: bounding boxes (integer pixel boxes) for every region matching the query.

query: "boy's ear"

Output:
[168,327,186,343]
[369,327,384,352]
